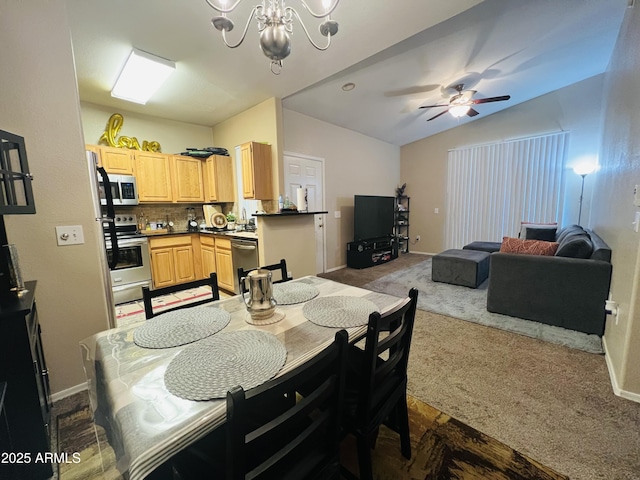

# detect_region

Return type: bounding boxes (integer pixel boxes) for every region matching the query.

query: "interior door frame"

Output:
[283,151,327,274]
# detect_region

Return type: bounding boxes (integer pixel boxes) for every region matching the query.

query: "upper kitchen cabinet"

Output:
[97,145,134,175]
[241,141,272,200]
[134,151,173,203]
[204,154,234,203]
[171,155,205,203]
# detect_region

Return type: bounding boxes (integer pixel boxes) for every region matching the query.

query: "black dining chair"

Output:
[141,273,220,319]
[342,288,419,480]
[237,258,290,291]
[172,329,349,480]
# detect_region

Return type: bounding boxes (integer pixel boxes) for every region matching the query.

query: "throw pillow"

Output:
[500,237,559,256]
[525,227,557,241]
[555,233,593,258]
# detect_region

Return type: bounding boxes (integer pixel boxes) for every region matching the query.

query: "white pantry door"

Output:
[283,153,325,274]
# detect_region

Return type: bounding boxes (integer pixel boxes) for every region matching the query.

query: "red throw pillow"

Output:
[500,237,559,256]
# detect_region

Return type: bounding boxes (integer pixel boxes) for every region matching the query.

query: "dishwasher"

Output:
[231,238,259,294]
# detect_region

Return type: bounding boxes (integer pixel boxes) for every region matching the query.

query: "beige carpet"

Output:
[321,254,640,480]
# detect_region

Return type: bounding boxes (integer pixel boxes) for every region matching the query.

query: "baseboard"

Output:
[51,382,88,403]
[325,264,346,273]
[602,336,640,404]
[406,250,433,256]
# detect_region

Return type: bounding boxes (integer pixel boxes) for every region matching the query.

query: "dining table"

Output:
[79,276,406,480]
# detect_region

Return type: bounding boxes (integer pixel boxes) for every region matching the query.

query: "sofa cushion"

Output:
[555,233,593,258]
[525,227,557,241]
[556,225,584,243]
[500,237,559,256]
[586,229,612,262]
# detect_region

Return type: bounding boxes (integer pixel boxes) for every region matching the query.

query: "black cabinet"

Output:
[347,237,398,269]
[0,281,52,479]
[395,196,410,253]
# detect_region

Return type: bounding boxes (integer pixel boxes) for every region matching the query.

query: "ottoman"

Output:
[463,241,502,253]
[432,249,490,288]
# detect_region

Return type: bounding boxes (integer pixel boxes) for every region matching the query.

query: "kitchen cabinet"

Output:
[134,151,173,203]
[204,154,235,203]
[200,235,217,278]
[214,236,234,292]
[98,145,134,175]
[241,141,273,200]
[149,235,197,288]
[172,155,205,203]
[0,282,53,479]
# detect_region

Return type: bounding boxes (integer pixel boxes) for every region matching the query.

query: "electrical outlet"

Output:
[416,235,421,241]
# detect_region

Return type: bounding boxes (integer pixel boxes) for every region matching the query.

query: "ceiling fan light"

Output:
[449,105,470,118]
[111,48,175,105]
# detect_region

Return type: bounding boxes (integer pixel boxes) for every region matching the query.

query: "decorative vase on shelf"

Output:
[228,222,236,231]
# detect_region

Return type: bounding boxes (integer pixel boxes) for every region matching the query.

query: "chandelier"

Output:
[205,0,340,74]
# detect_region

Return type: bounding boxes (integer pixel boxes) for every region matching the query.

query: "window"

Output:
[445,132,568,248]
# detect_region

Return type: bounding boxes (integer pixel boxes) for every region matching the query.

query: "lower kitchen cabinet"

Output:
[0,281,53,479]
[200,235,217,278]
[214,237,234,292]
[149,235,197,288]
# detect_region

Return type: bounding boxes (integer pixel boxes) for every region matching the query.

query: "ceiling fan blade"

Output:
[427,110,450,121]
[471,95,511,104]
[419,104,450,109]
[467,108,479,117]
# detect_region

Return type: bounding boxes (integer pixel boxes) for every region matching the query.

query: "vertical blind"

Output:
[445,132,568,249]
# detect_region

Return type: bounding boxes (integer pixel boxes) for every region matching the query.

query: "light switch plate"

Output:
[56,225,85,246]
[334,211,341,218]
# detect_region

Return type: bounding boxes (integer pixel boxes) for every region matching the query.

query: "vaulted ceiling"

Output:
[67,0,628,146]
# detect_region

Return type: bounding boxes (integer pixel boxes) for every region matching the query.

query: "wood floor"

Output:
[55,391,566,480]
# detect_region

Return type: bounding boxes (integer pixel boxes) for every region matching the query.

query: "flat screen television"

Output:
[353,195,395,241]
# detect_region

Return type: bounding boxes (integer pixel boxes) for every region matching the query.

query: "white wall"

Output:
[594,4,640,400]
[401,75,606,254]
[81,102,214,154]
[283,110,401,270]
[0,1,111,393]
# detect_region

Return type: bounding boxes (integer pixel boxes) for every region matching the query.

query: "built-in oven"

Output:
[103,214,152,304]
[99,174,139,206]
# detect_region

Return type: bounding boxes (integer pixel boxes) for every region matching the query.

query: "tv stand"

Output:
[347,237,398,269]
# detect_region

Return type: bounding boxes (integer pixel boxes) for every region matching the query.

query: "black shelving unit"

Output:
[0,281,52,479]
[347,237,398,269]
[395,196,410,253]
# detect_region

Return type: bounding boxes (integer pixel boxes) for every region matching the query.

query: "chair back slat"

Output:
[237,258,290,291]
[141,273,220,319]
[357,288,419,428]
[226,330,348,480]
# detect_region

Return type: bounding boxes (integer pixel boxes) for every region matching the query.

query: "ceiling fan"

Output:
[419,84,511,121]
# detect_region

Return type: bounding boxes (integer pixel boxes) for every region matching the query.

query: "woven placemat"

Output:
[245,308,286,326]
[302,296,378,328]
[164,330,287,401]
[133,306,230,349]
[273,282,319,305]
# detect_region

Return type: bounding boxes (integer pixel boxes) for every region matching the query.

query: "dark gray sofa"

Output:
[486,226,612,336]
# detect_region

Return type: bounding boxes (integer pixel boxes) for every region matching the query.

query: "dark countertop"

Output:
[141,229,258,240]
[253,211,328,217]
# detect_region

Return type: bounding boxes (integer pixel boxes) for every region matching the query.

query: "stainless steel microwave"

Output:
[99,174,139,206]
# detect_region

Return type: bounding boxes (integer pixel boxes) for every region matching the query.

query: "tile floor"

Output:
[115,286,232,328]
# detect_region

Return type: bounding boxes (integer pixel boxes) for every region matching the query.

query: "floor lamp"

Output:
[573,164,596,225]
